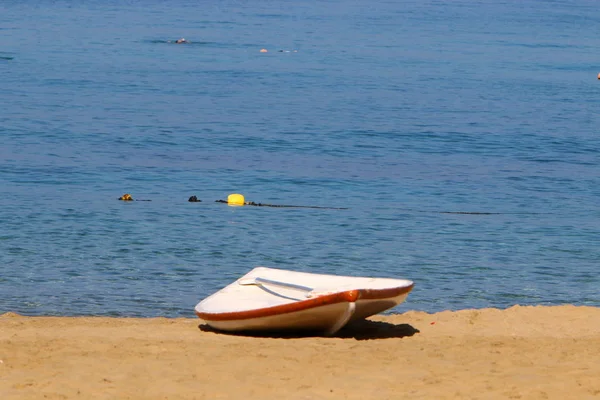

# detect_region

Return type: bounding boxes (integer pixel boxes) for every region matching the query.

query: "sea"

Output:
[1,0,599,318]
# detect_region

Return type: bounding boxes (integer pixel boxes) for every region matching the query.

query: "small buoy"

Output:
[227,193,245,206]
[259,48,268,53]
[597,72,600,80]
[118,193,133,201]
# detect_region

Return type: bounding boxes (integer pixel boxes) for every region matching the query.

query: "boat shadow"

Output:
[198,319,419,340]
[337,319,420,340]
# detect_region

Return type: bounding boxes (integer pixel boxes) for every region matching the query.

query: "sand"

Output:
[1,305,600,400]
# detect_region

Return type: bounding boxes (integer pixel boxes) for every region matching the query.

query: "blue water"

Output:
[1,0,599,317]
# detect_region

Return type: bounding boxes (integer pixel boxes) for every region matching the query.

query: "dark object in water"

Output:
[188,195,201,202]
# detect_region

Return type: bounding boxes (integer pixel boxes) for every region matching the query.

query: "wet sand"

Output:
[1,305,599,399]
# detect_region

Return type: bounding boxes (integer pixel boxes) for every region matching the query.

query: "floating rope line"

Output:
[213,193,348,209]
[395,207,549,215]
[437,211,501,215]
[215,200,348,210]
[119,193,548,214]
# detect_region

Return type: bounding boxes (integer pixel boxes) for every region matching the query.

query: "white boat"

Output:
[194,267,414,335]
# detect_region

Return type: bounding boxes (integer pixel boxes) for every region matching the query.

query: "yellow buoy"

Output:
[597,72,600,80]
[227,193,245,206]
[260,48,268,53]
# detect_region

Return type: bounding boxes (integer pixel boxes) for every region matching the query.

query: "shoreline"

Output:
[2,305,600,399]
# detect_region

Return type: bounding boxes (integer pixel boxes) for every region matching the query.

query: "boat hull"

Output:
[195,267,414,335]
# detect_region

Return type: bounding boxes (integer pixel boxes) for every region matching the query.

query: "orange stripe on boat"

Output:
[196,284,413,322]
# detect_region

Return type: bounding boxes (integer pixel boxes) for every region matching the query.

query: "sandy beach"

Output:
[1,305,599,400]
